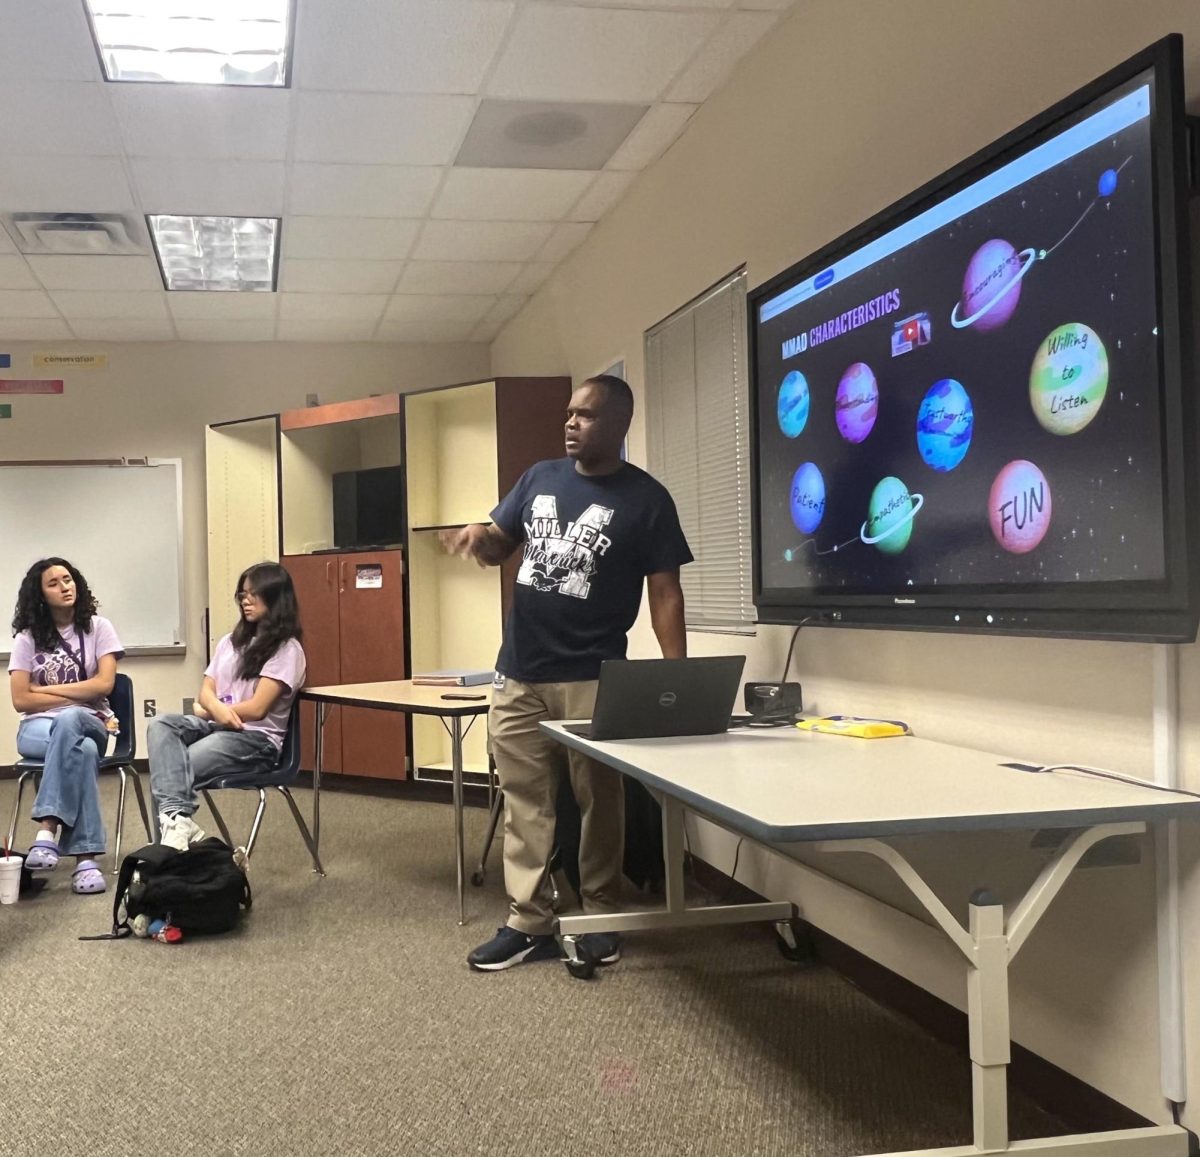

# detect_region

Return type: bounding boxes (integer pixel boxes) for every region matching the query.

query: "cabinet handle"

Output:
[339,560,346,592]
[325,560,332,588]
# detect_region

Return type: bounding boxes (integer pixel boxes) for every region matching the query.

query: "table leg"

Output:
[313,702,326,867]
[452,715,465,925]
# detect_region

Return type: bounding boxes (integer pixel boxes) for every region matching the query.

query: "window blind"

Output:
[645,269,755,631]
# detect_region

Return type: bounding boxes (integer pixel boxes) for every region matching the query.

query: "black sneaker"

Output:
[467,926,560,972]
[576,931,622,965]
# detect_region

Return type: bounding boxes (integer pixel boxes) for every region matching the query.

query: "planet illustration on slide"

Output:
[777,370,810,438]
[951,238,1035,332]
[1029,322,1109,435]
[916,378,974,471]
[950,160,1130,334]
[835,362,879,443]
[861,475,923,554]
[789,461,826,534]
[988,460,1051,554]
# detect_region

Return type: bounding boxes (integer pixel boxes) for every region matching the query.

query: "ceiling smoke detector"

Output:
[5,213,148,256]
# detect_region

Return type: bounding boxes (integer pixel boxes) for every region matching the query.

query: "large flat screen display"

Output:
[748,36,1195,641]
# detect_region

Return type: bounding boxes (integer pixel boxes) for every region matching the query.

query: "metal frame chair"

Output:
[198,703,325,875]
[5,672,153,869]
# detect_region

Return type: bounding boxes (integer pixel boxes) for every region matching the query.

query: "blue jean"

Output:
[147,713,277,817]
[16,708,110,857]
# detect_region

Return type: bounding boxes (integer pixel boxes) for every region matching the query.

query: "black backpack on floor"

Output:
[87,838,252,940]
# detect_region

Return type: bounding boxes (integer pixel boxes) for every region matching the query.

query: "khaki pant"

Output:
[489,677,625,935]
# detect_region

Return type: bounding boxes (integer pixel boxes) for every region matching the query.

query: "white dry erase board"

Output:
[0,459,185,656]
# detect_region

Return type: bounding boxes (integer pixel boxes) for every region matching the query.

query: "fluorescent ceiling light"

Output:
[149,215,279,291]
[84,0,293,86]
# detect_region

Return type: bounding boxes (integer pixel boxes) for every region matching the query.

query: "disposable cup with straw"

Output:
[0,832,21,905]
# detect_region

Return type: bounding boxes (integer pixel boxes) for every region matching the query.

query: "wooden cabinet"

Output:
[206,376,570,789]
[284,549,407,780]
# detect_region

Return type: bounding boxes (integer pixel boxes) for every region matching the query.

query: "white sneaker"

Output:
[159,812,206,852]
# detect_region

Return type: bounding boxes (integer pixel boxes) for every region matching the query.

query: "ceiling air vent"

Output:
[3,212,148,256]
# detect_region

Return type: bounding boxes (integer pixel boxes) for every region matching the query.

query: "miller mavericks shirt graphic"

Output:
[492,458,693,683]
[517,495,613,599]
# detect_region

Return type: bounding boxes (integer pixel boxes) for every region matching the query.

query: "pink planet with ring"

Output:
[988,459,1051,554]
[835,362,879,443]
[952,238,1035,333]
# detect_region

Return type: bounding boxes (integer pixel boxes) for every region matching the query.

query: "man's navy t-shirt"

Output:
[491,458,693,683]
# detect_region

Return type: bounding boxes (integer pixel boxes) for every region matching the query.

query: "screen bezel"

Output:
[747,35,1196,642]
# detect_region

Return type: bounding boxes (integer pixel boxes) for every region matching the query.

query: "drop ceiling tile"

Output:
[383,294,495,324]
[278,293,388,322]
[0,224,15,253]
[0,83,120,155]
[506,262,555,296]
[283,217,420,261]
[289,164,442,218]
[295,93,475,166]
[570,171,636,222]
[0,256,40,290]
[414,220,553,263]
[433,168,594,221]
[738,0,794,8]
[486,7,720,103]
[49,291,169,320]
[566,0,734,6]
[666,11,778,103]
[375,318,480,343]
[277,318,379,342]
[481,293,527,328]
[0,1,99,81]
[397,261,520,296]
[0,289,59,318]
[27,255,163,292]
[132,159,286,217]
[111,86,291,161]
[68,318,176,341]
[0,156,135,213]
[605,103,696,171]
[295,0,514,94]
[167,292,278,321]
[280,259,404,294]
[0,318,73,340]
[175,320,278,342]
[535,222,593,264]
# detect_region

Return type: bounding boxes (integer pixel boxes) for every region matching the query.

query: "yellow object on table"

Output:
[795,715,911,738]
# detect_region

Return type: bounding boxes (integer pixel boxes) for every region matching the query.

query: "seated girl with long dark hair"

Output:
[8,558,125,895]
[148,562,305,851]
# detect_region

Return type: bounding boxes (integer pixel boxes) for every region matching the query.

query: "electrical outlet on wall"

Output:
[143,699,156,718]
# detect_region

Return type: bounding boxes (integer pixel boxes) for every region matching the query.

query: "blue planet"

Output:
[789,461,825,535]
[917,378,974,472]
[777,371,810,438]
[1098,168,1118,198]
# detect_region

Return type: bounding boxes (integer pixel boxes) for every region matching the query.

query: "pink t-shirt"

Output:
[8,615,125,721]
[205,634,306,749]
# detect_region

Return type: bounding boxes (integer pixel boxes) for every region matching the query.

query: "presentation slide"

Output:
[754,73,1165,597]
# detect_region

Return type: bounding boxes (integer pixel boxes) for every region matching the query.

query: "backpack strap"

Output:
[78,843,181,942]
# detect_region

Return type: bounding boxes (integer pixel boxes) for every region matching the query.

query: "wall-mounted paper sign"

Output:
[0,404,11,419]
[33,354,106,370]
[0,354,10,368]
[0,380,62,394]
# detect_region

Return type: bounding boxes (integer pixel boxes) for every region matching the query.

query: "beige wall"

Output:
[0,339,489,764]
[491,0,1200,1124]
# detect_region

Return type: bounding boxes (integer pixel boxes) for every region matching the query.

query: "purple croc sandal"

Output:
[24,839,59,871]
[71,860,106,895]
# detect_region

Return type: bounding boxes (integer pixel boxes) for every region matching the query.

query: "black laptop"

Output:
[563,656,746,741]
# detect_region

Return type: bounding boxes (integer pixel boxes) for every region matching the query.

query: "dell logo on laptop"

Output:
[658,691,677,708]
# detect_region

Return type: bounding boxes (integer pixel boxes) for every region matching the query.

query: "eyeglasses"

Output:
[236,589,261,603]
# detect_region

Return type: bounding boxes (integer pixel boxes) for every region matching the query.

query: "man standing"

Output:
[442,375,692,971]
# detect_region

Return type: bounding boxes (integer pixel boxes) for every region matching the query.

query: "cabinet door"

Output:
[283,554,343,774]
[337,551,408,780]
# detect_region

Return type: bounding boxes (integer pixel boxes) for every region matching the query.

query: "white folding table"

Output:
[542,721,1200,1157]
